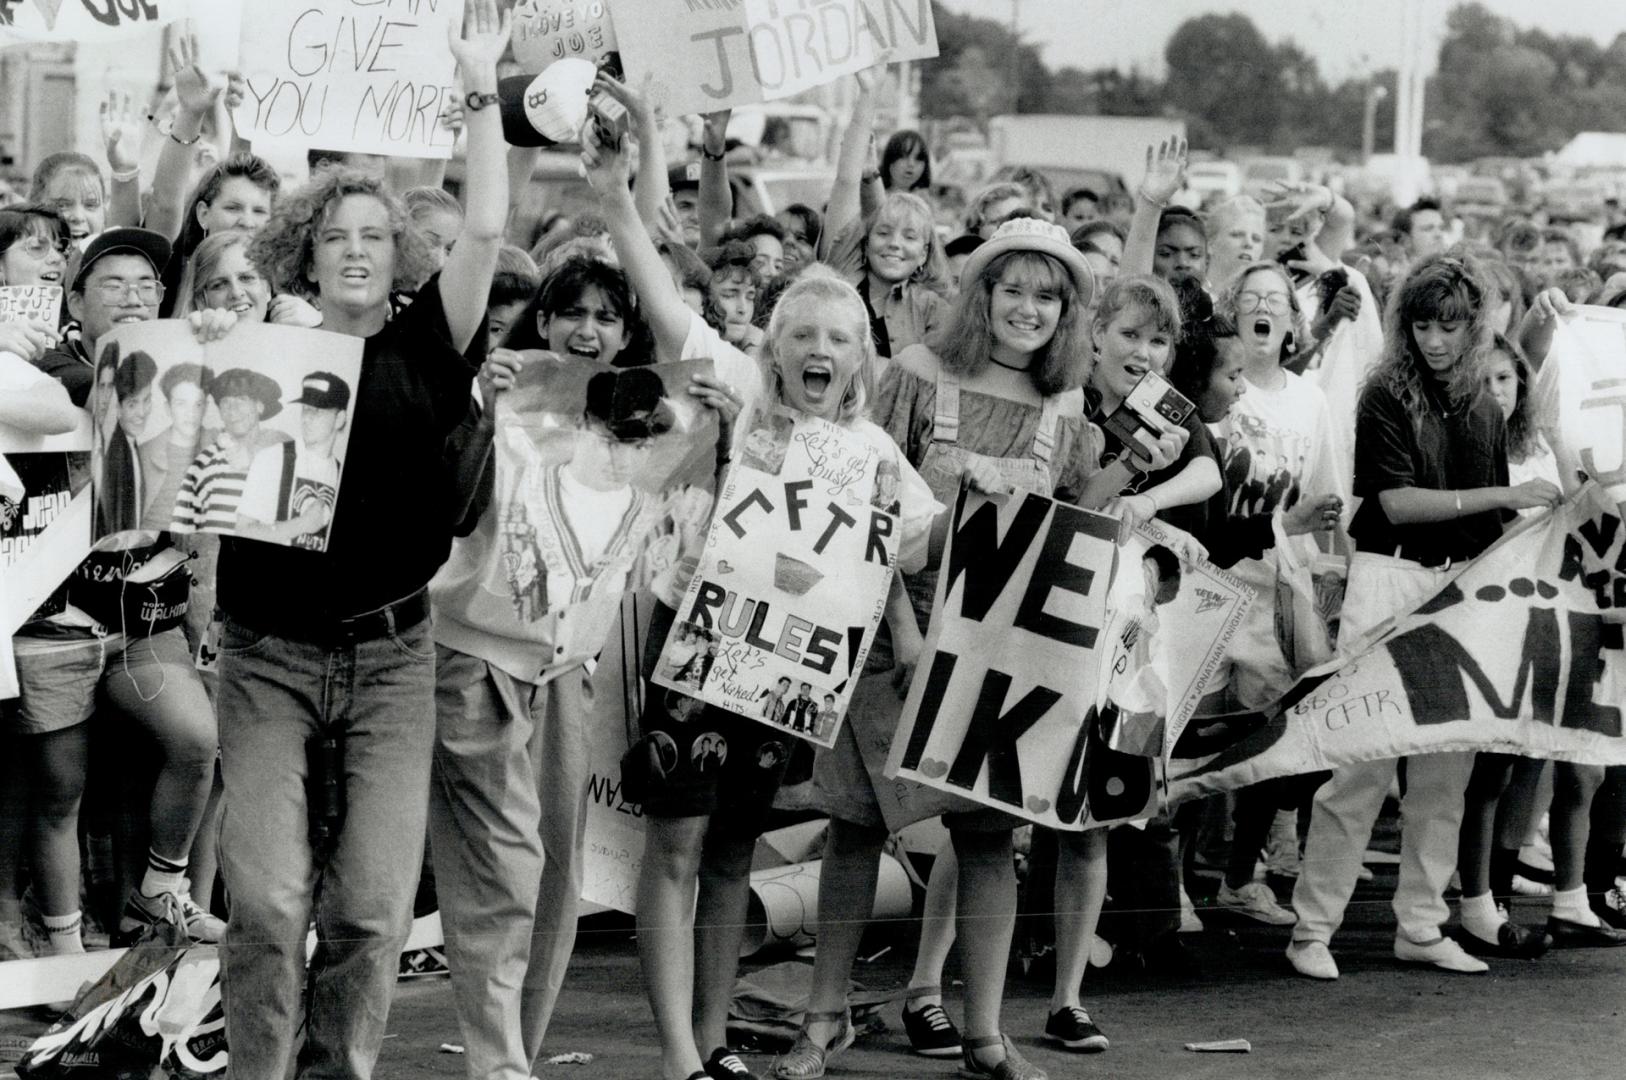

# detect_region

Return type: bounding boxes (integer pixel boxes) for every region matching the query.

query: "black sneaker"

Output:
[1043,1006,1110,1052]
[703,1047,757,1079]
[901,999,962,1058]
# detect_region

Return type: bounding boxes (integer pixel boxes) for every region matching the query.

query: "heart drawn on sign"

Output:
[32,0,64,31]
[716,559,735,574]
[1026,795,1052,815]
[918,757,949,779]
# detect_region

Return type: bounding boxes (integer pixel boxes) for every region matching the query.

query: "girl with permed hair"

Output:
[827,190,953,360]
[1287,253,1562,983]
[208,5,513,1076]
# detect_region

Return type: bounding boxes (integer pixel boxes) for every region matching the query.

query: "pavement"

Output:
[377,870,1626,1080]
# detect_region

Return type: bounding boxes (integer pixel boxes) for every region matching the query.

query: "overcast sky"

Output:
[936,0,1626,80]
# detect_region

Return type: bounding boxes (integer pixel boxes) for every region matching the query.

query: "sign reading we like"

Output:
[884,488,1156,831]
[652,406,898,749]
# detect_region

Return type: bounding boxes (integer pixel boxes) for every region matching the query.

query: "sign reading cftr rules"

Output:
[233,0,465,160]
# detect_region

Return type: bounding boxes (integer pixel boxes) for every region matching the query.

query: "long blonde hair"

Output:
[760,266,876,424]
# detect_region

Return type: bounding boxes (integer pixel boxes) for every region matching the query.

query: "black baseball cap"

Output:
[68,227,171,292]
[498,74,559,149]
[290,371,351,411]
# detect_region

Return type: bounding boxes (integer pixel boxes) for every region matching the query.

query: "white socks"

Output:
[1459,892,1504,941]
[41,910,84,955]
[1552,885,1600,927]
[141,850,188,899]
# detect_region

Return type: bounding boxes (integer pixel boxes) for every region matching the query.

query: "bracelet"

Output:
[701,145,726,162]
[110,165,140,183]
[1137,185,1169,208]
[464,90,498,112]
[168,128,201,147]
[1454,491,1463,517]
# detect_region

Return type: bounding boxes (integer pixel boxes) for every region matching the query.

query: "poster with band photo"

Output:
[652,405,901,749]
[88,320,363,552]
[432,352,722,647]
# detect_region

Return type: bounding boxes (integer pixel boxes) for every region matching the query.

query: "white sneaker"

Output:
[1216,881,1296,926]
[1178,886,1204,933]
[1286,940,1338,980]
[1511,875,1553,897]
[1394,935,1488,973]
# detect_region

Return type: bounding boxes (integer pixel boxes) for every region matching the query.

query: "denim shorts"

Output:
[5,628,193,735]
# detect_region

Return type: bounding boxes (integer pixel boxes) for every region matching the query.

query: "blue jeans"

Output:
[216,612,436,1080]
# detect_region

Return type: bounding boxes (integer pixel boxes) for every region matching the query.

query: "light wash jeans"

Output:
[1291,553,1475,947]
[216,611,436,1080]
[429,645,595,1080]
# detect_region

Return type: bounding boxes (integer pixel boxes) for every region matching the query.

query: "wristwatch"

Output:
[465,90,499,112]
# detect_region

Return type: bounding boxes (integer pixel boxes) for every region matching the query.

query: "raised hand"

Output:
[100,90,144,174]
[169,29,220,118]
[579,78,631,191]
[1264,181,1332,225]
[1139,136,1188,207]
[448,0,513,77]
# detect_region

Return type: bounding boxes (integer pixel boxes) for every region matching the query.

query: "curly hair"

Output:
[1477,256,1528,336]
[939,249,1089,397]
[880,129,932,192]
[702,242,761,339]
[862,191,953,299]
[247,168,436,299]
[760,265,876,424]
[1365,253,1493,422]
[964,182,1029,236]
[1218,261,1307,362]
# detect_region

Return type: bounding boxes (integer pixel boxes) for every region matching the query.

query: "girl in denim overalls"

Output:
[783,219,1178,1080]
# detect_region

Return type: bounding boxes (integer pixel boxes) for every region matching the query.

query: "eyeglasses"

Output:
[90,280,164,304]
[1235,290,1291,315]
[16,236,70,259]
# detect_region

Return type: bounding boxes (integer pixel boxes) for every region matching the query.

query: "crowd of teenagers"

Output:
[2,14,1626,1080]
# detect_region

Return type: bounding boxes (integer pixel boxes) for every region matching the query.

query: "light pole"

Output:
[1362,82,1388,164]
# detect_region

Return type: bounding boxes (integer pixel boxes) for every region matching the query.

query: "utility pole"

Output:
[1362,81,1388,164]
[1008,0,1020,113]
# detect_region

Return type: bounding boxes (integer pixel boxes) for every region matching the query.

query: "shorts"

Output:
[5,628,193,736]
[636,603,791,838]
[806,667,1026,835]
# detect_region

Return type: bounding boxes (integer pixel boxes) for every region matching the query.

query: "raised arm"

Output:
[147,33,221,241]
[698,109,733,249]
[822,66,882,257]
[438,0,513,354]
[583,75,696,360]
[101,91,146,229]
[1122,137,1187,278]
[626,86,668,231]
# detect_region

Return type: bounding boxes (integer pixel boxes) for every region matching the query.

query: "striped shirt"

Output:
[171,444,248,534]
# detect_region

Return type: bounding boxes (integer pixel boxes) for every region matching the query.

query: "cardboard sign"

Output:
[653,406,898,748]
[884,487,1147,831]
[620,0,938,118]
[742,0,938,101]
[89,321,363,551]
[0,0,191,43]
[1168,485,1626,804]
[578,593,650,915]
[0,285,61,325]
[233,0,465,159]
[1537,307,1626,511]
[511,0,617,73]
[434,352,719,658]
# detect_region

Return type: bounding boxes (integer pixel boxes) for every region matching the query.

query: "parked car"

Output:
[1241,156,1304,199]
[444,152,834,250]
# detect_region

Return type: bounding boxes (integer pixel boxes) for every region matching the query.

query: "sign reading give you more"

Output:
[234,0,465,159]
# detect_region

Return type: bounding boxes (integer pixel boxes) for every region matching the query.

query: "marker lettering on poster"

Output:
[234,0,462,159]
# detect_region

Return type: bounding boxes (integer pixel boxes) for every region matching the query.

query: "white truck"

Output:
[986,114,1187,199]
